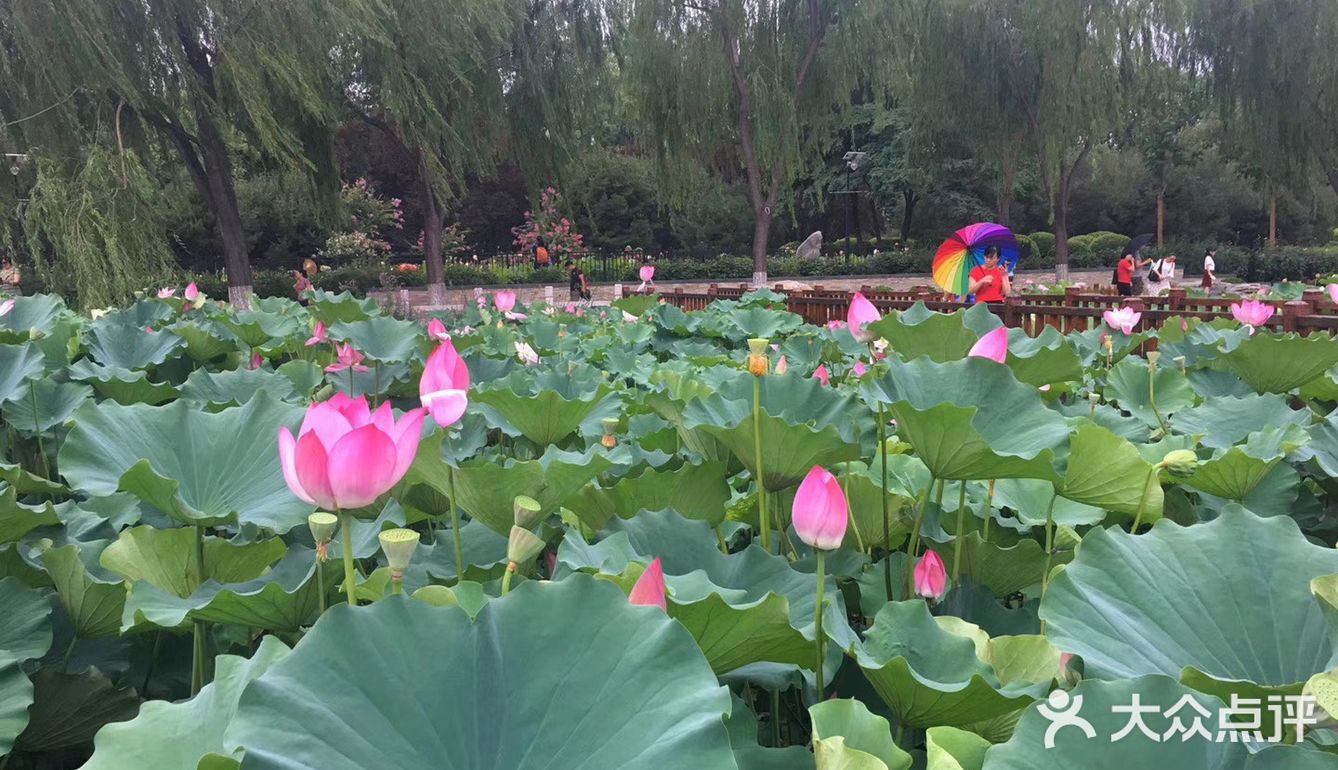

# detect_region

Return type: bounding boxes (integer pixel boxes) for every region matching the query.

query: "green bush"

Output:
[1029,232,1056,262]
[1087,231,1131,261]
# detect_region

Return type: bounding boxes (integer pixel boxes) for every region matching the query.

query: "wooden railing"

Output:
[664,285,1338,336]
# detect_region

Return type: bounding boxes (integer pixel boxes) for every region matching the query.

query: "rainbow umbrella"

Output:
[932,223,1021,296]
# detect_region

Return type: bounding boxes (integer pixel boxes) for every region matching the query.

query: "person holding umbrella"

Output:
[968,246,1010,303]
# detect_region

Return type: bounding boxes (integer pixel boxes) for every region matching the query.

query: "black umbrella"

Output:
[1126,233,1155,256]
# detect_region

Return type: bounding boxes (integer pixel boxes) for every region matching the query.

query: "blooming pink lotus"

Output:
[812,363,830,387]
[157,287,176,299]
[638,265,656,292]
[1329,284,1338,305]
[628,557,667,611]
[326,343,369,373]
[420,340,470,428]
[847,292,881,342]
[792,466,848,550]
[1103,306,1141,335]
[305,321,328,347]
[967,327,1008,363]
[494,291,517,314]
[278,393,426,511]
[1230,299,1275,334]
[426,318,451,342]
[914,550,947,601]
[0,299,12,317]
[825,320,847,331]
[853,360,867,377]
[775,355,788,374]
[565,303,577,314]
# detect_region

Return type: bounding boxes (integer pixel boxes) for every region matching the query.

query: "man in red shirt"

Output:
[968,246,1010,303]
[1116,251,1135,296]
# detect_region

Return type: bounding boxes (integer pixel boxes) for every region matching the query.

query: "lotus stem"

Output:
[390,570,403,594]
[982,480,996,541]
[877,405,892,597]
[338,510,359,606]
[446,466,466,585]
[904,476,937,595]
[1148,364,1168,434]
[1131,466,1159,534]
[951,480,967,583]
[346,363,353,398]
[715,526,729,555]
[752,376,770,553]
[191,621,206,696]
[501,563,516,595]
[315,553,326,614]
[771,690,783,747]
[813,549,827,700]
[29,380,49,479]
[1041,495,1058,597]
[373,362,381,407]
[841,472,866,553]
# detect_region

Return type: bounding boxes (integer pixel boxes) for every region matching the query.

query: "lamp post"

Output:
[841,151,866,259]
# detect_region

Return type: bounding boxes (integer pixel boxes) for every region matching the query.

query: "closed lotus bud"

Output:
[507,525,545,565]
[513,495,543,528]
[746,337,769,376]
[601,418,619,448]
[307,512,338,544]
[1159,449,1199,478]
[378,528,420,573]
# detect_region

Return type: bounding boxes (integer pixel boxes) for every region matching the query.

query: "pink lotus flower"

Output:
[825,320,847,331]
[419,340,470,428]
[426,318,451,342]
[1103,306,1141,335]
[914,551,947,601]
[599,311,607,319]
[305,321,328,347]
[476,296,486,309]
[628,557,667,611]
[1328,284,1338,305]
[0,299,12,317]
[565,303,577,314]
[184,282,199,302]
[812,363,830,387]
[792,466,848,550]
[968,327,1008,363]
[278,393,425,510]
[853,360,867,377]
[775,355,788,374]
[1059,652,1073,677]
[325,343,369,373]
[1230,299,1275,334]
[515,340,539,365]
[494,291,516,314]
[145,326,156,334]
[250,351,264,370]
[157,287,176,299]
[1180,317,1189,332]
[638,265,656,292]
[847,292,881,342]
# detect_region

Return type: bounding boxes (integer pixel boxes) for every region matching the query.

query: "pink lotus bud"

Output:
[278,395,426,510]
[846,292,881,342]
[967,327,1008,363]
[183,282,199,302]
[792,466,848,550]
[629,557,667,611]
[1329,284,1338,305]
[1230,299,1275,335]
[250,351,264,370]
[639,265,655,282]
[426,318,451,342]
[305,321,328,347]
[825,320,847,331]
[565,303,576,313]
[913,551,947,601]
[420,340,471,427]
[775,355,788,374]
[494,290,517,313]
[853,360,867,377]
[1103,306,1141,336]
[812,363,830,386]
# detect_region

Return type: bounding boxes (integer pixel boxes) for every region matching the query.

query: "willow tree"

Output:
[0,0,354,307]
[622,0,893,284]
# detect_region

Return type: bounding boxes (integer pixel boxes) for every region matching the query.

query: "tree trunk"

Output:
[1156,188,1165,247]
[1051,141,1092,282]
[900,190,918,242]
[750,210,772,287]
[421,169,447,306]
[195,113,252,308]
[1268,194,1278,247]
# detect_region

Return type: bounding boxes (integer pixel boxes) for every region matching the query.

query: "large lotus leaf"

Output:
[180,367,302,408]
[991,479,1104,528]
[572,461,732,529]
[122,549,333,632]
[982,676,1243,769]
[224,577,737,769]
[83,636,290,770]
[810,698,913,770]
[854,600,1048,728]
[925,534,1063,599]
[1156,318,1249,365]
[307,290,378,324]
[0,295,67,340]
[218,311,302,349]
[1041,507,1338,701]
[722,306,806,341]
[0,343,43,403]
[0,464,66,497]
[1180,428,1294,501]
[0,577,52,662]
[559,509,855,673]
[864,357,1069,482]
[0,486,59,543]
[1104,356,1196,428]
[726,696,812,770]
[2,379,93,434]
[60,393,312,531]
[40,544,126,639]
[14,667,139,752]
[1307,413,1338,477]
[1188,368,1259,398]
[67,359,180,405]
[1220,332,1338,394]
[473,378,617,446]
[1053,421,1163,521]
[86,322,184,369]
[1171,393,1310,451]
[169,319,240,362]
[101,525,285,602]
[414,521,509,583]
[1003,327,1083,387]
[837,466,915,551]
[329,316,422,363]
[866,302,1000,363]
[322,360,411,399]
[926,726,990,770]
[0,655,29,755]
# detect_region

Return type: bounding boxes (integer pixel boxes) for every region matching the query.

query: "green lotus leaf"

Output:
[925,725,990,770]
[1104,356,1196,428]
[647,302,699,335]
[611,294,660,318]
[224,577,737,769]
[60,393,312,531]
[39,544,126,639]
[1067,325,1153,367]
[865,302,1000,363]
[854,600,1048,728]
[1308,413,1338,477]
[1,379,93,434]
[1156,319,1249,367]
[926,533,1066,599]
[307,290,378,324]
[83,636,290,770]
[14,667,139,753]
[0,486,59,543]
[1219,332,1338,394]
[0,343,43,403]
[726,696,812,770]
[992,478,1104,528]
[0,295,67,340]
[810,698,913,770]
[67,359,180,405]
[218,311,302,349]
[722,306,806,341]
[1171,393,1310,451]
[275,359,323,398]
[837,466,915,551]
[1188,368,1258,398]
[863,357,1069,482]
[937,577,1040,637]
[1041,507,1338,701]
[571,460,732,529]
[0,464,66,497]
[101,525,286,603]
[1180,428,1293,501]
[1053,421,1163,521]
[413,522,510,583]
[180,367,302,408]
[169,319,240,363]
[329,316,422,363]
[85,322,184,369]
[0,655,29,755]
[1004,327,1084,387]
[472,371,617,446]
[0,577,52,662]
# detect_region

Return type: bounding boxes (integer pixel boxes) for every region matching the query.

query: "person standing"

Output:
[1115,250,1136,296]
[1201,248,1217,293]
[1144,254,1176,296]
[968,246,1010,304]
[567,259,590,302]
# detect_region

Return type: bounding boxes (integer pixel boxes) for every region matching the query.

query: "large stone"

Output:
[796,230,824,260]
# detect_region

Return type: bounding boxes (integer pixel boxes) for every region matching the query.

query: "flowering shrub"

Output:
[512,187,584,259]
[318,231,392,262]
[343,178,404,234]
[414,223,472,262]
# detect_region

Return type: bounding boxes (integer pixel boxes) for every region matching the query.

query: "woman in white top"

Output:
[1144,254,1176,295]
[1201,248,1217,293]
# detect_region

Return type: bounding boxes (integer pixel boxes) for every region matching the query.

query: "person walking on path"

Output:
[1201,248,1217,294]
[1116,250,1136,296]
[567,259,590,303]
[1144,254,1176,296]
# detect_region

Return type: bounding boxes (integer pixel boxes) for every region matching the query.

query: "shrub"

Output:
[1087,231,1131,262]
[1029,232,1056,262]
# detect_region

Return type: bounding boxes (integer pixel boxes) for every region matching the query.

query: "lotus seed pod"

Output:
[507,526,545,565]
[1160,449,1199,478]
[378,528,420,572]
[307,512,338,544]
[747,338,770,356]
[747,353,769,377]
[513,495,543,528]
[1147,351,1161,368]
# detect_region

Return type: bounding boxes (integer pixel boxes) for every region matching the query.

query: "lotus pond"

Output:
[4,287,1338,769]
